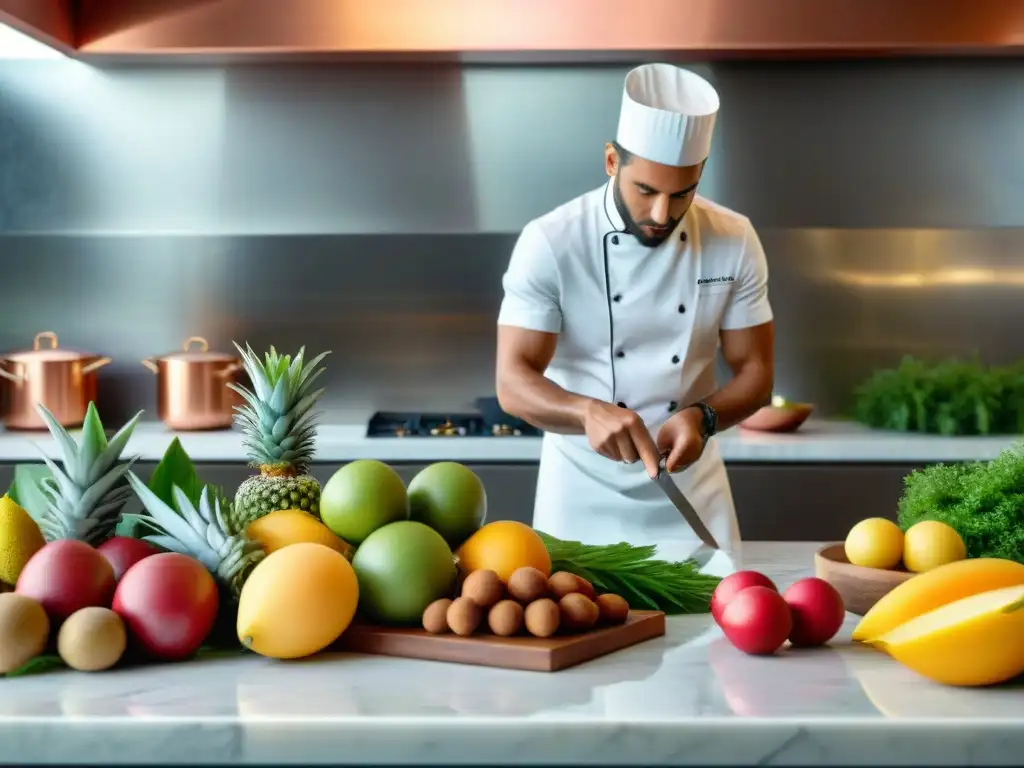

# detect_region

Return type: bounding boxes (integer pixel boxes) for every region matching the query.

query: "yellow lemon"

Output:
[0,495,46,587]
[874,584,1024,686]
[237,542,359,660]
[902,520,966,573]
[844,517,904,570]
[246,509,355,560]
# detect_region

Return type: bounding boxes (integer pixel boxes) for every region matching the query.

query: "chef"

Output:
[495,63,774,564]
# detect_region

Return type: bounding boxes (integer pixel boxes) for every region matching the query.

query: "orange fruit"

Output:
[455,521,551,583]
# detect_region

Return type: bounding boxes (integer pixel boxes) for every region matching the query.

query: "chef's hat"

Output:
[616,63,719,167]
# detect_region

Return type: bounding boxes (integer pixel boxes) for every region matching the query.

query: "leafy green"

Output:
[538,532,721,614]
[853,356,1024,436]
[7,464,54,523]
[148,437,202,509]
[4,654,65,677]
[897,441,1024,561]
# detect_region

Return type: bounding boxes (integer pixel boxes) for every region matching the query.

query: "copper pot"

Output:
[0,331,113,430]
[142,337,243,431]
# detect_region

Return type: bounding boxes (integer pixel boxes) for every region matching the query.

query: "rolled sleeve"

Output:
[721,220,774,331]
[497,222,563,334]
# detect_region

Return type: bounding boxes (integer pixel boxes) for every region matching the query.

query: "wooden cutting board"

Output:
[336,610,666,672]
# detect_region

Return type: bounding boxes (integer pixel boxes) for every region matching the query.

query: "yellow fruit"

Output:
[236,542,359,659]
[455,521,551,583]
[874,584,1024,686]
[844,517,904,570]
[852,557,1024,642]
[902,520,966,573]
[0,495,46,587]
[246,509,355,560]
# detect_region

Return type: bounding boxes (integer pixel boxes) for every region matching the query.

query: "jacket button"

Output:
[678,304,686,313]
[668,401,678,411]
[612,293,622,303]
[672,355,680,364]
[615,350,625,358]
[611,235,619,245]
[617,401,627,408]
[680,231,687,243]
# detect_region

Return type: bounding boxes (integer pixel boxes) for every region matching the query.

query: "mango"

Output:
[852,557,1024,642]
[874,584,1024,686]
[246,509,355,560]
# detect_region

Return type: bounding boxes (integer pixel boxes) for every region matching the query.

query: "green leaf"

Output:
[147,438,201,509]
[4,654,65,677]
[8,464,54,523]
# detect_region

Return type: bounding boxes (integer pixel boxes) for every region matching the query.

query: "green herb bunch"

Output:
[538,532,721,614]
[853,356,1024,436]
[897,441,1024,562]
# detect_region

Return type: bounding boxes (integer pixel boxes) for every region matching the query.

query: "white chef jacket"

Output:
[497,180,773,565]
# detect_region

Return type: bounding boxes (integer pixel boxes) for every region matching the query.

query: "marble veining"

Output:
[3,542,1024,765]
[0,420,1017,464]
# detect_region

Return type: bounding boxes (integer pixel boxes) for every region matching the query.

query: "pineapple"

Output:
[227,343,330,532]
[124,473,265,595]
[34,402,141,546]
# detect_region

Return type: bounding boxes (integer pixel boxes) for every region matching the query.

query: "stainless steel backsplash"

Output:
[1,59,1023,425]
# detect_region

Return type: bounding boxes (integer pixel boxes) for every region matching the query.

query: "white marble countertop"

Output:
[3,541,1023,766]
[0,419,1017,464]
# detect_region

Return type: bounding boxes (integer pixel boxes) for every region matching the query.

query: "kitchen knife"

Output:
[654,456,720,550]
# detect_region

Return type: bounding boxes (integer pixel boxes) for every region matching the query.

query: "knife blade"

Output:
[654,457,720,550]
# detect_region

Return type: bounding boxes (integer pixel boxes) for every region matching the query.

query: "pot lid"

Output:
[4,332,96,362]
[155,337,238,363]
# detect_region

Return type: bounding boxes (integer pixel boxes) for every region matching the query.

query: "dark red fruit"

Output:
[782,577,846,647]
[97,537,160,581]
[710,570,778,625]
[112,552,219,661]
[16,540,116,622]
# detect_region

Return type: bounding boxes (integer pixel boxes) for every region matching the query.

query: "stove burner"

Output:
[366,411,541,438]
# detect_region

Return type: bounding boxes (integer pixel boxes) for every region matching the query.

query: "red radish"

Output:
[16,540,116,622]
[782,577,845,647]
[112,552,219,661]
[97,537,160,581]
[711,570,778,625]
[719,585,792,655]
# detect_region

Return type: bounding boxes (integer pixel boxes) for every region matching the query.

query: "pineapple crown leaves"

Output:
[124,472,265,594]
[32,403,142,545]
[227,342,330,470]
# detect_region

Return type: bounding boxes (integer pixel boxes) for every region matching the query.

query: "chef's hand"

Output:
[582,400,662,478]
[656,407,705,473]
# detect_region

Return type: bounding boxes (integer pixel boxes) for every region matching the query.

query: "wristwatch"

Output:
[688,401,718,441]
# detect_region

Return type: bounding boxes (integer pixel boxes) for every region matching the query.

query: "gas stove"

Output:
[366,411,542,438]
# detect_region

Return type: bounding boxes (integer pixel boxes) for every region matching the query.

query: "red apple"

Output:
[112,552,219,661]
[97,537,160,581]
[719,585,792,655]
[782,577,846,647]
[16,540,116,622]
[711,570,778,625]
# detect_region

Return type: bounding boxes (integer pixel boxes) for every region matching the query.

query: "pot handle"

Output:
[184,336,210,352]
[141,359,159,374]
[217,362,243,379]
[81,357,112,375]
[33,331,58,350]
[0,365,25,384]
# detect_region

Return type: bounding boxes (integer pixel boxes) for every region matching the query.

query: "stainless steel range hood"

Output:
[4,0,1024,62]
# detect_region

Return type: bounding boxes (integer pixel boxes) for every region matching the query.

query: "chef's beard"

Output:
[612,175,682,248]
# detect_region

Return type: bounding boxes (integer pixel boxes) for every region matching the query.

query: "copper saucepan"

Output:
[0,331,112,430]
[142,337,243,431]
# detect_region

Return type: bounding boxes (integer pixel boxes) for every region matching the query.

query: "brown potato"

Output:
[446,596,483,636]
[524,598,561,638]
[422,598,453,634]
[488,600,525,637]
[574,576,596,601]
[507,566,549,603]
[461,569,504,608]
[548,571,583,599]
[596,593,630,624]
[559,593,599,631]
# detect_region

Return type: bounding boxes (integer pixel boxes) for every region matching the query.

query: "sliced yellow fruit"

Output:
[852,557,1024,642]
[845,517,904,570]
[874,584,1024,686]
[902,520,966,573]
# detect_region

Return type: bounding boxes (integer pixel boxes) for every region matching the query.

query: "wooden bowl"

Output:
[739,403,814,433]
[814,543,915,616]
